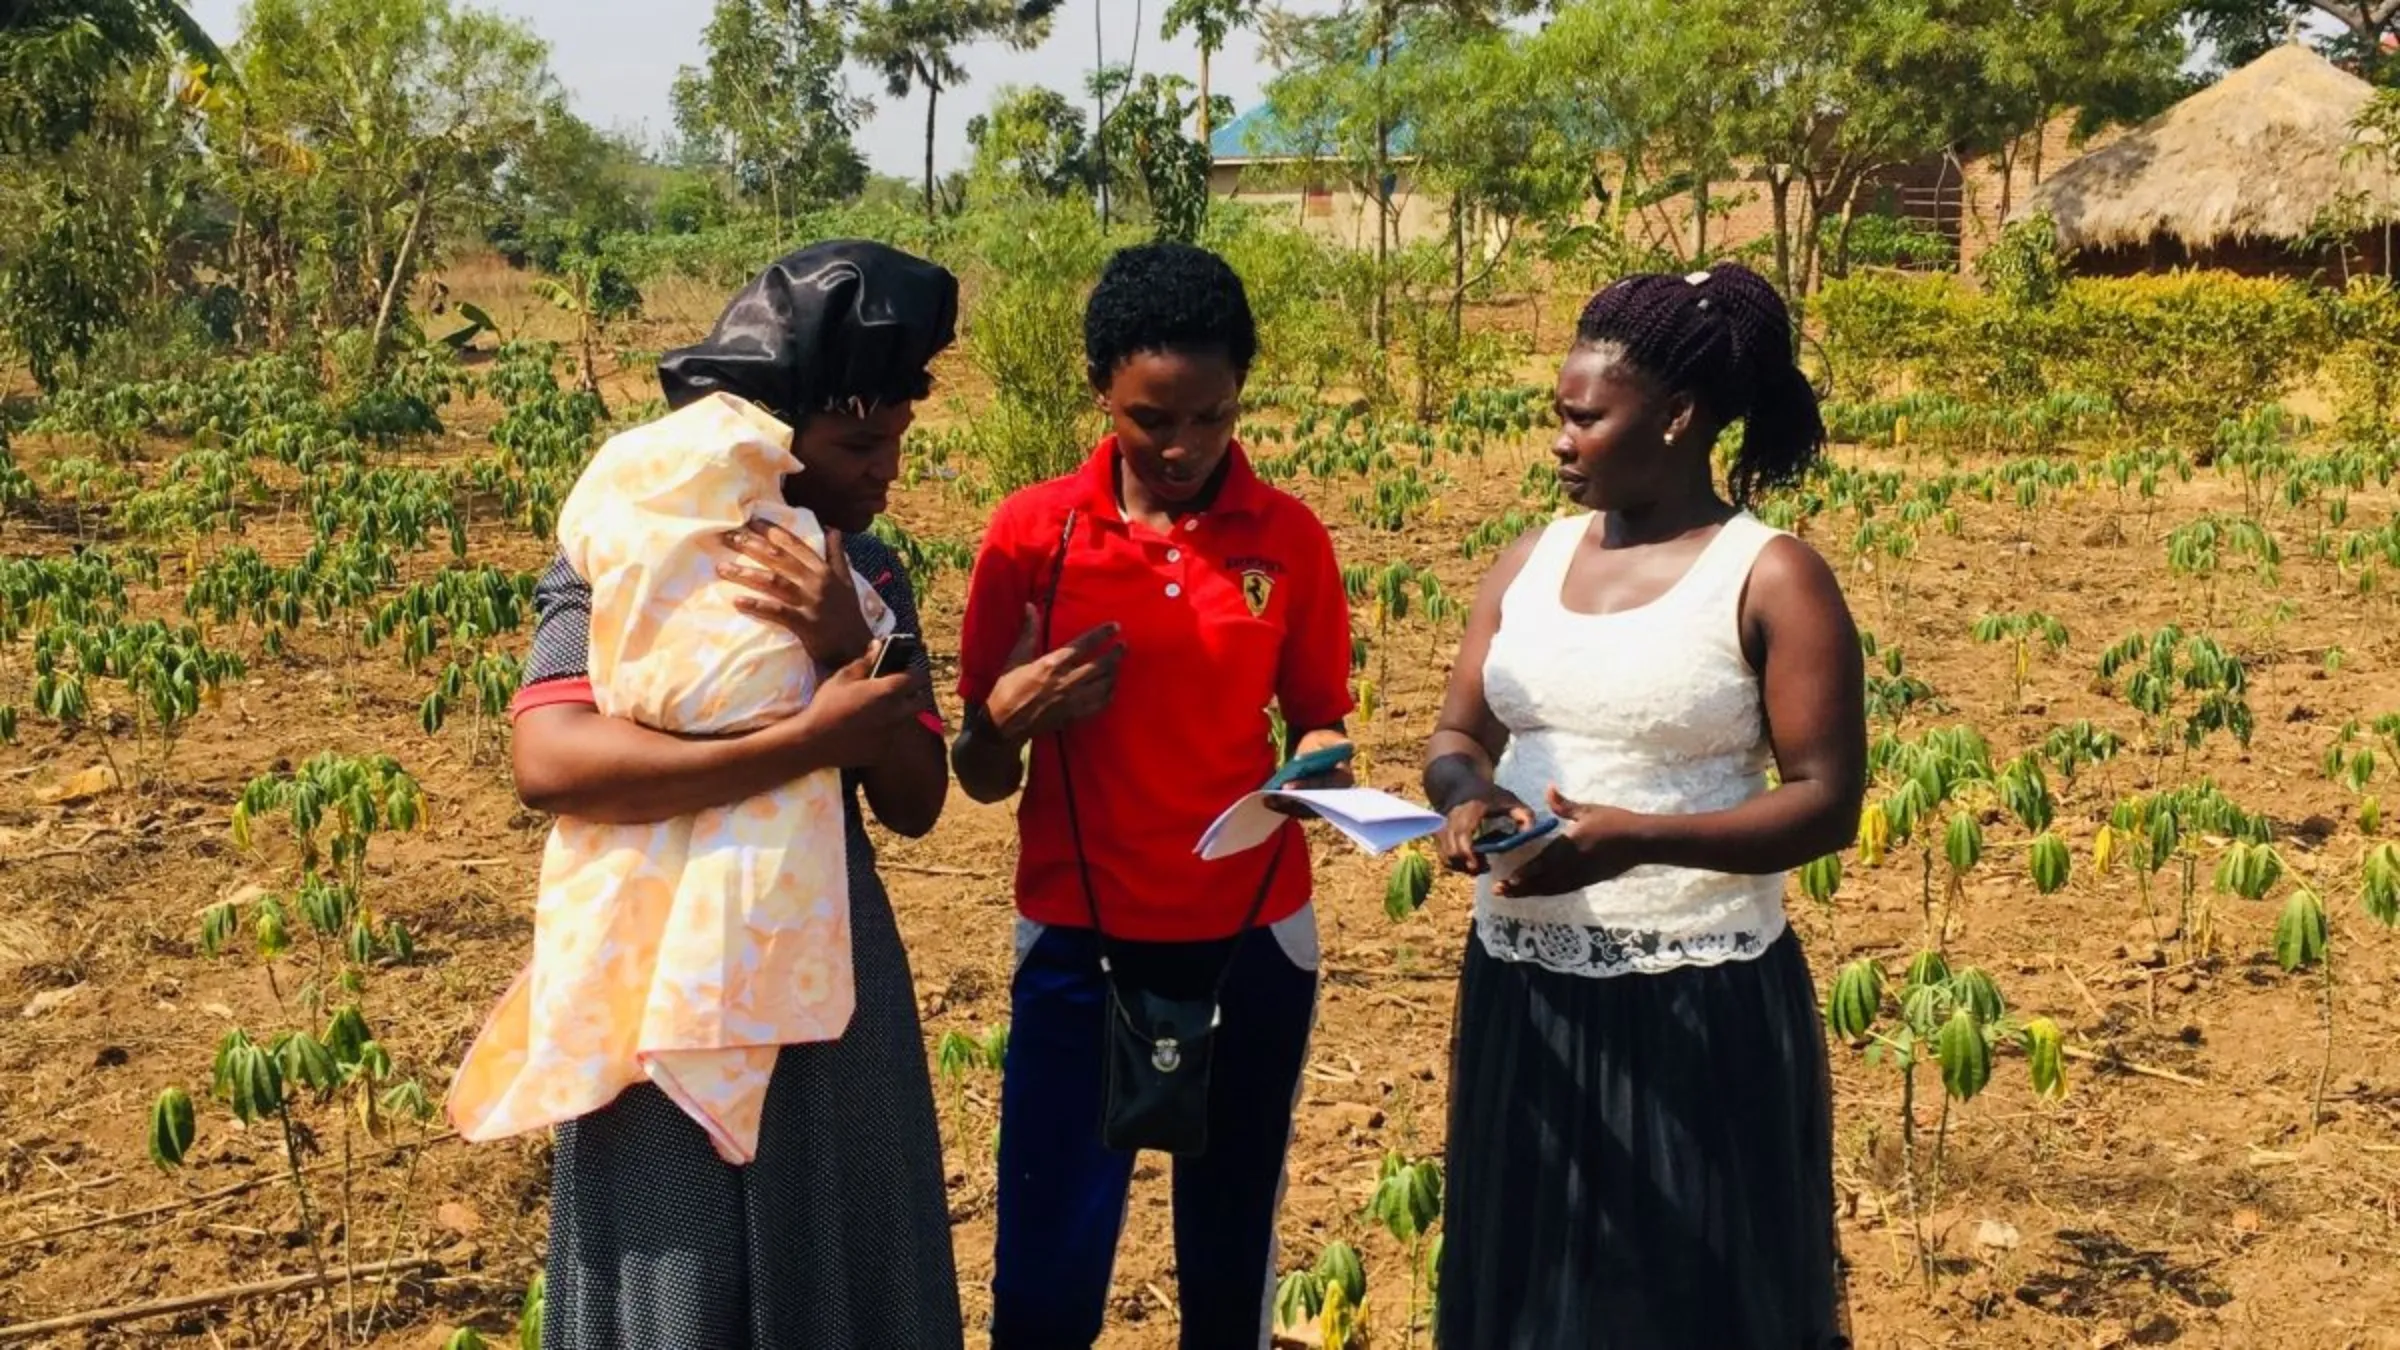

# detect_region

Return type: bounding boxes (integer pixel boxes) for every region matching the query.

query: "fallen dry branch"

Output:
[0,1131,456,1252]
[2063,1043,2208,1088]
[0,1256,436,1342]
[0,1174,120,1212]
[881,862,997,880]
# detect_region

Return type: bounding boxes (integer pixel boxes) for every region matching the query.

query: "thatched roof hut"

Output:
[2017,44,2398,275]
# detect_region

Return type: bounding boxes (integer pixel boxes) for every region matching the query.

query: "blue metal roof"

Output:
[1209,102,1419,163]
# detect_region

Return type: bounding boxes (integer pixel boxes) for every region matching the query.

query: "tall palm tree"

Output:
[857,0,1062,218]
[1160,0,1255,148]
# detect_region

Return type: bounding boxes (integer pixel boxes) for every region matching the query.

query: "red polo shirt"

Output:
[958,438,1354,941]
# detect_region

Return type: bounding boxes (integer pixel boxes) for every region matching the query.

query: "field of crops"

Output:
[6,257,2400,1350]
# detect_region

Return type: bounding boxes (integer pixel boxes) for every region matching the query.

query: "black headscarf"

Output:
[658,240,959,426]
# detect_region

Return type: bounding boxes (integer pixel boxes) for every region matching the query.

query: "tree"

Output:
[234,0,558,363]
[1397,23,1586,335]
[856,0,1064,219]
[966,84,1092,198]
[2184,0,2399,82]
[0,0,231,154]
[1715,0,1985,295]
[1161,0,1258,147]
[672,0,868,229]
[1955,0,2188,224]
[484,110,650,270]
[1090,69,1228,240]
[0,65,211,388]
[1531,0,1752,264]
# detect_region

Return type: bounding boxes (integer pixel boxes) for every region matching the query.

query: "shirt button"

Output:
[1166,583,1182,598]
[1166,548,1182,563]
[1182,518,1199,531]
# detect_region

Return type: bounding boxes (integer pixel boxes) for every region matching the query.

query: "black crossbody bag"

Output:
[1039,507,1289,1156]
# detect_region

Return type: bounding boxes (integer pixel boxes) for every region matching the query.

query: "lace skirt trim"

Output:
[1473,905,1790,979]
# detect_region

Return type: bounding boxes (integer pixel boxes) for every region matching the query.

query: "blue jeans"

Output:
[990,914,1320,1350]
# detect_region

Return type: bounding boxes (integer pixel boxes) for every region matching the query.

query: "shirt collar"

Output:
[1075,436,1269,522]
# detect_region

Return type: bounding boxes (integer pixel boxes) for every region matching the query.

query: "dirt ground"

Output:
[8,286,2400,1348]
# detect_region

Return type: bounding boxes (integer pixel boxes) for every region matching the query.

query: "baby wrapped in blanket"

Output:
[449,390,891,1164]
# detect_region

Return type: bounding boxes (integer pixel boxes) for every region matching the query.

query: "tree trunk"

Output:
[1450,193,1466,344]
[1094,0,1111,228]
[1767,169,1795,296]
[923,70,941,222]
[1993,138,2020,234]
[1694,176,1711,260]
[1370,0,1394,355]
[1833,190,1861,280]
[367,179,433,374]
[1197,42,1213,146]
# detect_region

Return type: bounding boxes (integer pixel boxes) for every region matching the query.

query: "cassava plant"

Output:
[1368,1151,1445,1348]
[147,1004,439,1343]
[1275,1241,1370,1350]
[1826,952,2064,1286]
[1970,611,2068,710]
[2098,625,2254,757]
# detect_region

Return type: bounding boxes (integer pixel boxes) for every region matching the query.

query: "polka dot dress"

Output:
[522,532,964,1350]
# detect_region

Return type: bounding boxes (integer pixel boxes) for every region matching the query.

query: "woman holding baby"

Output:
[461,241,965,1349]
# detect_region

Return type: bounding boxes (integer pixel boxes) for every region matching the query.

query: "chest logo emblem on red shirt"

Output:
[1240,570,1275,617]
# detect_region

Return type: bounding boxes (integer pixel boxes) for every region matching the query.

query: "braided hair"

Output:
[1573,263,1825,507]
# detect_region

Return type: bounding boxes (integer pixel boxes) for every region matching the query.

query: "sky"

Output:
[184,0,1340,177]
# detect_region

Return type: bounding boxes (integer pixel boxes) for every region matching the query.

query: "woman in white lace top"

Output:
[1422,264,1866,1349]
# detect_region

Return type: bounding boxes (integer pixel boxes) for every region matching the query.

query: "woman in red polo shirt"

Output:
[952,242,1356,1349]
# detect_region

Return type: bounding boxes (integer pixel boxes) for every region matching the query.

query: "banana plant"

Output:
[530,248,643,414]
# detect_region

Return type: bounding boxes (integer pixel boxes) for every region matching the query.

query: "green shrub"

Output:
[958,200,1109,495]
[1819,268,2363,437]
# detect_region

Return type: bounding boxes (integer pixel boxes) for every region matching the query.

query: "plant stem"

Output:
[275,1104,328,1286]
[340,1119,356,1343]
[359,1124,431,1339]
[2314,939,2336,1137]
[1899,1061,1930,1291]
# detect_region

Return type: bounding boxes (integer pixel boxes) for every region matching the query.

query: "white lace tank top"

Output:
[1474,511,1789,978]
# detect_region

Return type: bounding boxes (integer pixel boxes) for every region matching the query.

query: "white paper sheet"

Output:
[1197,787,1445,861]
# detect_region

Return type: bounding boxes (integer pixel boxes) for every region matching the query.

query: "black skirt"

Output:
[1438,928,1850,1350]
[541,811,963,1350]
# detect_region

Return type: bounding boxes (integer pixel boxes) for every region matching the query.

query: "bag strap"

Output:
[1042,506,1290,969]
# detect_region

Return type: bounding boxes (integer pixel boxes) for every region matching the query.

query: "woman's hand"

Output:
[1492,788,1648,898]
[1433,784,1536,876]
[986,604,1125,743]
[794,646,931,770]
[718,519,875,669]
[1268,727,1356,817]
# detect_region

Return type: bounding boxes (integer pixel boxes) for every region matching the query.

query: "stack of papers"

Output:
[1197,788,1445,861]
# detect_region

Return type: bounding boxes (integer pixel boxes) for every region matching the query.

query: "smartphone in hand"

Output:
[869,633,924,678]
[1472,812,1560,856]
[1263,742,1356,791]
